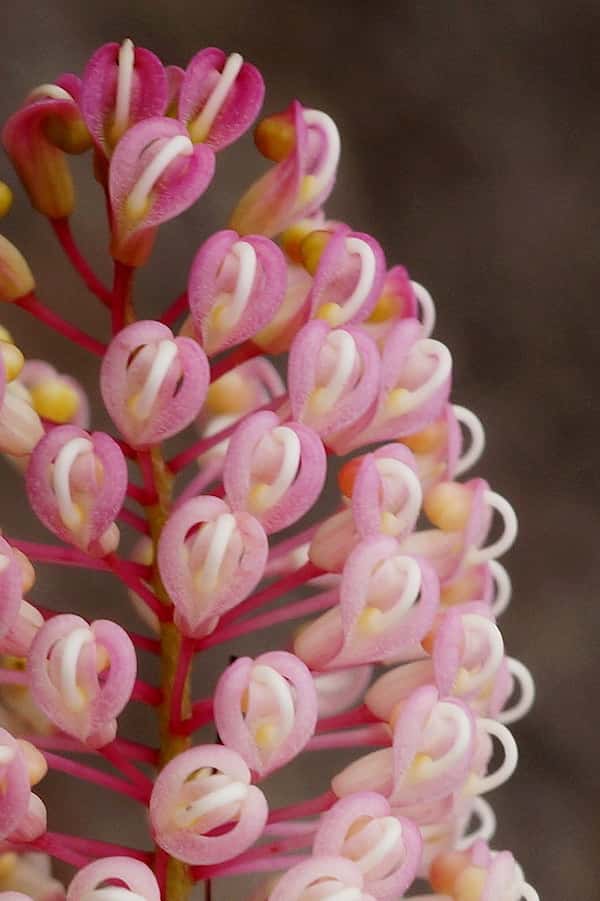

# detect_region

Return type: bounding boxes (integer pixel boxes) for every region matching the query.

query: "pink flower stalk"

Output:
[0,36,539,901]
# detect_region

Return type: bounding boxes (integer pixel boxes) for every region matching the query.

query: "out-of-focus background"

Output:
[0,1,598,897]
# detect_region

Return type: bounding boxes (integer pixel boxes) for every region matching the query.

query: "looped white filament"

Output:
[469,718,518,795]
[57,626,94,712]
[489,560,512,617]
[81,889,147,901]
[250,664,295,744]
[344,815,403,875]
[521,884,540,901]
[454,614,504,695]
[411,280,436,337]
[416,701,472,781]
[27,84,72,102]
[127,134,194,218]
[315,329,358,411]
[134,339,178,420]
[453,404,486,476]
[194,513,237,592]
[214,240,257,332]
[339,237,377,322]
[114,38,135,138]
[394,339,452,414]
[303,109,341,190]
[470,491,518,564]
[366,555,422,633]
[498,657,535,725]
[456,795,497,849]
[189,52,244,142]
[253,426,302,511]
[375,457,423,534]
[176,775,248,828]
[52,436,94,530]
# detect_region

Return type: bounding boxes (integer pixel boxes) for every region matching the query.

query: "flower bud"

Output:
[108,117,215,266]
[214,651,317,778]
[179,48,264,149]
[67,857,160,901]
[0,235,35,302]
[2,76,90,218]
[0,382,44,457]
[268,856,374,901]
[157,496,268,637]
[223,412,327,534]
[28,615,136,748]
[0,728,46,842]
[429,840,539,901]
[81,39,168,156]
[230,101,341,237]
[0,538,43,657]
[313,793,422,900]
[0,181,13,218]
[188,229,287,355]
[26,426,127,556]
[20,360,89,427]
[150,744,268,865]
[101,320,209,447]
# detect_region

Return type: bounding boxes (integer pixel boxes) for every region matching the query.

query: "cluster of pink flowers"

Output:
[0,38,539,901]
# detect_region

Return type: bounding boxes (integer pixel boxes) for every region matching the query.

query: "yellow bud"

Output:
[30,379,79,423]
[17,739,48,786]
[0,235,35,302]
[455,865,487,901]
[402,421,446,454]
[13,548,35,593]
[0,182,13,219]
[0,342,24,381]
[424,481,471,531]
[315,302,344,326]
[429,851,471,894]
[300,229,332,276]
[281,219,316,263]
[255,115,296,161]
[44,116,92,154]
[366,292,396,324]
[0,851,17,878]
[0,325,14,343]
[206,372,254,415]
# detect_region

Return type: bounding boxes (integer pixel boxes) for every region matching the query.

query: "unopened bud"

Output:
[0,236,35,302]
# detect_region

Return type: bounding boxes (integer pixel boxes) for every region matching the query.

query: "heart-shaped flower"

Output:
[100,320,209,448]
[67,857,161,901]
[268,856,375,901]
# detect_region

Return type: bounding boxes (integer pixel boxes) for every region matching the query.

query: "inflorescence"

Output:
[0,38,538,901]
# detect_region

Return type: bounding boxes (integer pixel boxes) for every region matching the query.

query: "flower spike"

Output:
[81,39,168,156]
[223,411,327,534]
[2,76,91,218]
[214,651,318,778]
[188,229,287,355]
[67,857,160,901]
[100,320,209,447]
[150,744,268,865]
[179,47,265,149]
[28,614,137,748]
[108,117,215,265]
[313,793,422,900]
[157,496,268,637]
[26,426,127,555]
[230,101,341,237]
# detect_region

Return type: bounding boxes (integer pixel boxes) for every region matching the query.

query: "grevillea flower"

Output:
[26,426,127,555]
[214,651,318,777]
[157,496,268,636]
[108,117,215,265]
[150,745,268,864]
[178,47,265,149]
[0,36,539,901]
[100,320,209,447]
[188,229,287,355]
[27,615,136,747]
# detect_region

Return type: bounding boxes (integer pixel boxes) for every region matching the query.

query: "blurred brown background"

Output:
[1,1,598,897]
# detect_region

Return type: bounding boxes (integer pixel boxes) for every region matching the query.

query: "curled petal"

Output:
[313,793,422,900]
[230,101,340,237]
[28,615,136,748]
[150,744,268,865]
[67,857,160,901]
[26,426,126,555]
[179,48,264,149]
[288,321,381,448]
[188,229,287,355]
[101,320,209,447]
[2,76,91,218]
[306,229,386,327]
[214,651,317,778]
[223,411,327,534]
[157,496,268,637]
[81,39,168,156]
[268,856,373,901]
[108,117,215,266]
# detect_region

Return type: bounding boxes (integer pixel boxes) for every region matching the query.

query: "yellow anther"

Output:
[455,865,487,901]
[0,325,14,344]
[0,852,17,879]
[402,421,446,454]
[357,605,383,635]
[366,292,396,324]
[254,721,278,750]
[298,174,318,205]
[0,342,24,381]
[17,739,48,786]
[300,229,332,276]
[30,379,79,423]
[248,482,271,514]
[206,372,254,414]
[255,115,296,161]
[281,219,316,263]
[385,387,412,415]
[315,302,344,326]
[308,387,330,416]
[0,182,13,219]
[96,646,110,673]
[424,481,471,532]
[408,752,433,781]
